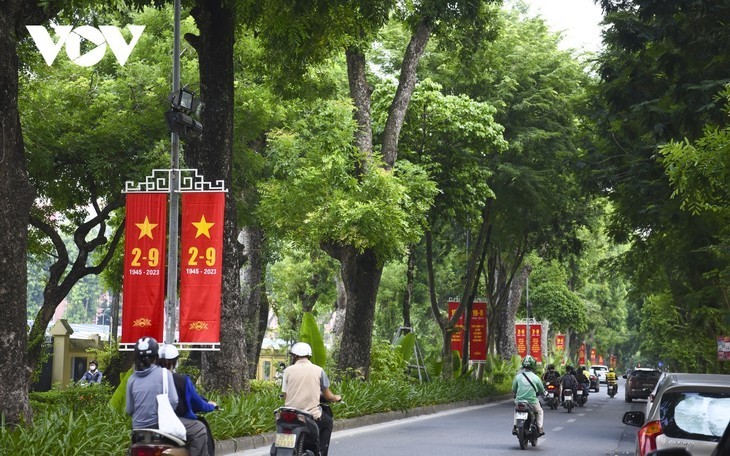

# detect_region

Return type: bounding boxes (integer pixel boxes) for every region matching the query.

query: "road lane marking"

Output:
[567,418,576,423]
[553,426,564,431]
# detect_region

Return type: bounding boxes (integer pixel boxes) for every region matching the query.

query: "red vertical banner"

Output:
[590,347,597,363]
[179,192,225,344]
[598,355,604,365]
[555,334,565,352]
[516,324,527,358]
[122,193,167,344]
[469,301,487,361]
[447,301,464,357]
[578,343,586,365]
[530,324,542,362]
[610,355,617,368]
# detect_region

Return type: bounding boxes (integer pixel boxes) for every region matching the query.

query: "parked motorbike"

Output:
[544,384,559,410]
[129,415,216,456]
[607,381,618,398]
[512,401,540,450]
[562,388,575,413]
[271,401,335,456]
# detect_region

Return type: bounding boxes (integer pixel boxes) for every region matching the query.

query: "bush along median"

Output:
[0,377,511,455]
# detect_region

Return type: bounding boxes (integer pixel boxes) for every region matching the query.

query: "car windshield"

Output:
[660,392,730,442]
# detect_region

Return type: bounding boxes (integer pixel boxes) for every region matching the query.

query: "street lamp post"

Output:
[165,0,182,345]
[526,276,530,357]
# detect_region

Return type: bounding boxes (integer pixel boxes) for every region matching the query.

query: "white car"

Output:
[591,364,609,383]
[622,373,730,456]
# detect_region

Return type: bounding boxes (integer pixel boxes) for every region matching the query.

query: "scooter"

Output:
[271,401,334,456]
[512,401,540,450]
[562,388,575,413]
[129,415,216,456]
[576,386,588,407]
[129,428,189,456]
[544,384,559,410]
[607,381,618,398]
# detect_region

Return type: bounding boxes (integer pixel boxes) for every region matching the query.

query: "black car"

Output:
[623,368,662,402]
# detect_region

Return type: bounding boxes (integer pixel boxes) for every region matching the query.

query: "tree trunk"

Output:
[330,272,346,336]
[0,0,55,427]
[185,0,248,392]
[401,247,415,328]
[27,200,123,373]
[323,244,382,379]
[240,226,269,380]
[330,19,432,377]
[495,264,532,360]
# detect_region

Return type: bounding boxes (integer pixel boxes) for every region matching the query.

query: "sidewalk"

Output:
[214,393,513,455]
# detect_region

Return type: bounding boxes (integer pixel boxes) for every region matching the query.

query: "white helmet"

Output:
[290,342,312,357]
[159,344,180,360]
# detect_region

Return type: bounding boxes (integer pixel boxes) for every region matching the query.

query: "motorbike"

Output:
[607,381,618,398]
[576,386,588,407]
[512,401,540,450]
[271,401,334,456]
[129,415,216,456]
[562,388,575,413]
[544,384,559,410]
[589,374,599,392]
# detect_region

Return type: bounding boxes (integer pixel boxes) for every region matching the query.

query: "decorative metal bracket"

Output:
[124,168,228,193]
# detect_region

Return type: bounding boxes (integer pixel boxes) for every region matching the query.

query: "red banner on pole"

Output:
[447,301,464,357]
[598,355,604,365]
[122,193,167,343]
[530,324,542,362]
[179,192,225,344]
[448,301,488,361]
[590,347,597,363]
[555,334,565,352]
[469,302,487,361]
[516,324,527,358]
[578,343,586,365]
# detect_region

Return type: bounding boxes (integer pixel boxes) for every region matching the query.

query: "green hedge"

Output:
[1,378,510,455]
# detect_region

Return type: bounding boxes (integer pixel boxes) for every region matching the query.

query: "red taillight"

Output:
[130,447,165,456]
[516,403,529,412]
[279,411,299,422]
[637,420,662,456]
[547,385,555,391]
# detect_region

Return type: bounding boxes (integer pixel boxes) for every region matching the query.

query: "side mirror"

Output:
[646,449,692,456]
[622,411,645,427]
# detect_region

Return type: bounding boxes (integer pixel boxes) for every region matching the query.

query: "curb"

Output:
[215,393,513,455]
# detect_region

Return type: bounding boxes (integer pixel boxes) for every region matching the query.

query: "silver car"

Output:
[622,373,730,456]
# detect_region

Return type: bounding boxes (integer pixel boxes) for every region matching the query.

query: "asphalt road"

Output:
[233,379,646,455]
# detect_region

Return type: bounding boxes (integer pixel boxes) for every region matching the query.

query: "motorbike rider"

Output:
[158,344,216,456]
[126,337,178,430]
[281,342,341,456]
[575,366,590,398]
[541,364,560,387]
[606,367,618,391]
[559,366,579,404]
[511,355,545,436]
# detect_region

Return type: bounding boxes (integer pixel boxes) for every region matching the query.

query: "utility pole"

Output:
[165,0,181,344]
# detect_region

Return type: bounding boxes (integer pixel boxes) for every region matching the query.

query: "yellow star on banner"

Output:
[192,215,215,239]
[135,216,158,239]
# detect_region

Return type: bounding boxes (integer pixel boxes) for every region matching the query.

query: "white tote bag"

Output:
[156,368,187,441]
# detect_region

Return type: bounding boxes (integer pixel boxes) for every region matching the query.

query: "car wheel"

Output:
[625,395,632,403]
